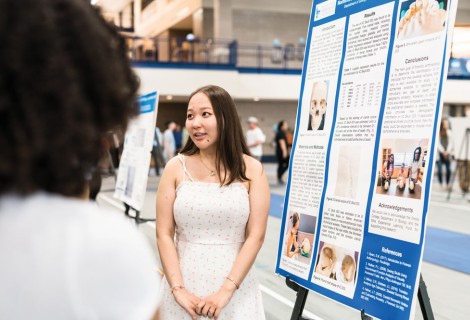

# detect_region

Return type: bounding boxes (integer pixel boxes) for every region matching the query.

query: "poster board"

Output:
[114,92,158,211]
[275,1,457,319]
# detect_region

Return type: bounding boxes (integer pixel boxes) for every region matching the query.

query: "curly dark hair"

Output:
[0,0,139,197]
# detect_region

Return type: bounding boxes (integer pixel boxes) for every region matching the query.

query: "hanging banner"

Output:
[275,1,457,319]
[114,92,158,210]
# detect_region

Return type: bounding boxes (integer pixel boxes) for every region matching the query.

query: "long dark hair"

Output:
[277,120,287,132]
[290,212,300,227]
[179,85,250,186]
[0,0,139,196]
[439,119,448,137]
[413,147,422,162]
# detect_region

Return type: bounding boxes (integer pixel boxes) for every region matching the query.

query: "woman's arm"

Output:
[156,158,200,320]
[285,232,298,258]
[286,233,292,256]
[381,162,387,177]
[197,158,270,319]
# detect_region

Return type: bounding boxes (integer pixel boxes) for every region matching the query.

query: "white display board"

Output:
[275,1,458,319]
[114,92,158,211]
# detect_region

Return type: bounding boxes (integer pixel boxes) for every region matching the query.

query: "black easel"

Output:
[286,277,310,320]
[447,128,470,200]
[106,149,117,181]
[124,203,156,225]
[417,274,434,320]
[287,273,434,320]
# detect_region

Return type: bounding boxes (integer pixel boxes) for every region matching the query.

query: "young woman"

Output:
[285,212,300,258]
[156,85,270,319]
[381,153,395,191]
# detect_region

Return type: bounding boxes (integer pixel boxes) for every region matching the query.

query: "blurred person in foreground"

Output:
[0,0,160,319]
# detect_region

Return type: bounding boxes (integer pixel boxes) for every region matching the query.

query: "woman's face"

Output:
[282,121,288,131]
[414,150,420,161]
[186,92,218,151]
[389,154,394,162]
[442,119,449,129]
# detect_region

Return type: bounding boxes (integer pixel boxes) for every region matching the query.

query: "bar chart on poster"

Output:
[275,0,458,319]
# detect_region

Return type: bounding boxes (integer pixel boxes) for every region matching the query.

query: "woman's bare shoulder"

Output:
[160,155,184,182]
[244,154,264,179]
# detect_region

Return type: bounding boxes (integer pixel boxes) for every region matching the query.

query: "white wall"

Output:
[135,66,470,104]
[134,67,301,100]
[442,79,470,104]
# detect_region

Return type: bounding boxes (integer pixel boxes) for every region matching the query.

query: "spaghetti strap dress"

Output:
[159,155,265,320]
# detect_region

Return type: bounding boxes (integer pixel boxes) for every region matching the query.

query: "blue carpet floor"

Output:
[269,194,470,274]
[423,227,470,274]
[269,194,285,219]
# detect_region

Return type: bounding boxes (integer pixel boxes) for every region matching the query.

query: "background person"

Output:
[437,119,454,190]
[163,120,176,164]
[246,116,266,162]
[173,123,183,153]
[275,120,290,185]
[152,126,164,176]
[156,85,269,319]
[0,0,160,318]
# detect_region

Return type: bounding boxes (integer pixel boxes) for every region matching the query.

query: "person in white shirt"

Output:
[0,1,161,318]
[245,116,266,162]
[163,120,177,164]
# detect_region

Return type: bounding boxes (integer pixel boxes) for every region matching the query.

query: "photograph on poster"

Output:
[396,0,447,40]
[282,212,317,264]
[314,241,358,285]
[134,128,146,147]
[125,165,136,197]
[334,145,361,199]
[375,138,429,199]
[308,80,328,131]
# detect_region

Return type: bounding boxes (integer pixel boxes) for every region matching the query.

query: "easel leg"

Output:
[286,277,310,320]
[107,149,117,181]
[360,309,373,320]
[418,274,435,320]
[123,202,155,224]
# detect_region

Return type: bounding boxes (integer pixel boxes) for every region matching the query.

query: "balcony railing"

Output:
[125,35,305,72]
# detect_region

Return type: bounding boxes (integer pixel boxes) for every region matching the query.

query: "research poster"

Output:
[275,1,457,319]
[114,92,158,211]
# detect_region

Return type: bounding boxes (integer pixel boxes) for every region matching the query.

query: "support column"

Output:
[213,0,233,40]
